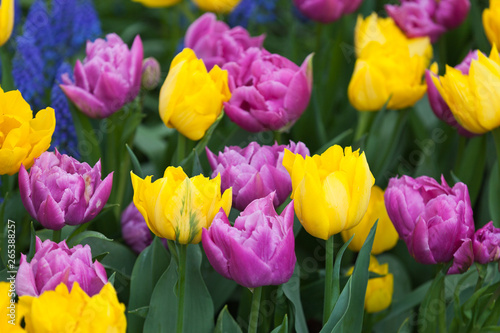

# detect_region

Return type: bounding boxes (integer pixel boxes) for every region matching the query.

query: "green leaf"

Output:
[214,306,243,333]
[418,267,447,333]
[128,306,149,319]
[126,143,144,178]
[93,252,109,262]
[489,161,500,228]
[144,244,214,333]
[282,263,309,333]
[108,272,116,286]
[332,235,353,308]
[128,237,170,332]
[270,314,288,333]
[27,222,36,261]
[397,318,411,333]
[320,279,351,333]
[315,128,354,155]
[67,231,112,247]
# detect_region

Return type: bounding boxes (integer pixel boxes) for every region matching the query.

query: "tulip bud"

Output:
[141,57,161,90]
[293,0,363,24]
[0,0,14,46]
[191,0,242,13]
[483,0,500,48]
[473,222,500,264]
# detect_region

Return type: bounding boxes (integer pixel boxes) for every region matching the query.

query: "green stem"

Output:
[273,131,282,145]
[176,244,187,333]
[248,286,263,333]
[456,135,467,163]
[492,128,500,186]
[177,132,187,165]
[323,235,334,325]
[53,229,62,243]
[0,47,14,90]
[354,111,376,142]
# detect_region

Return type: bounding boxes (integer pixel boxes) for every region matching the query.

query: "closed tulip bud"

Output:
[0,88,56,175]
[141,57,161,90]
[0,0,14,46]
[19,150,113,230]
[341,186,399,255]
[18,282,126,333]
[192,0,242,13]
[202,193,296,288]
[483,0,500,48]
[425,52,479,137]
[385,175,475,273]
[431,46,500,134]
[131,166,232,244]
[16,237,108,297]
[283,145,374,240]
[131,0,182,7]
[292,0,363,24]
[473,222,500,264]
[60,33,144,118]
[206,141,309,211]
[223,48,313,132]
[159,48,231,141]
[185,13,265,71]
[347,256,394,313]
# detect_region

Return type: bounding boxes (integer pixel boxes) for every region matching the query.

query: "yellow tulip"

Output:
[483,0,500,48]
[131,0,182,7]
[159,48,231,141]
[131,166,232,244]
[0,282,24,332]
[282,145,374,240]
[341,186,399,255]
[18,282,126,333]
[191,0,241,13]
[0,88,56,175]
[432,46,500,134]
[0,0,14,47]
[347,256,394,313]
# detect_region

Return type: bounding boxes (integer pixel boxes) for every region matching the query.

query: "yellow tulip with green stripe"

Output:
[282,145,374,240]
[431,46,500,134]
[131,166,232,244]
[483,0,500,48]
[0,0,14,46]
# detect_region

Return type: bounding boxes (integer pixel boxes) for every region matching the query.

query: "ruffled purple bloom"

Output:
[202,193,296,288]
[223,48,313,132]
[292,0,363,24]
[385,175,475,274]
[206,141,309,211]
[19,150,113,230]
[425,51,478,137]
[121,202,168,254]
[386,0,470,42]
[184,13,265,71]
[16,236,107,297]
[60,33,143,118]
[473,222,500,265]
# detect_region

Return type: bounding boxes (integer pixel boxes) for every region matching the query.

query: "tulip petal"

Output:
[409,218,436,264]
[82,172,113,224]
[37,195,66,230]
[228,237,272,288]
[16,254,38,296]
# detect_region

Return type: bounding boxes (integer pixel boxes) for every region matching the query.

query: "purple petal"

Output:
[82,172,113,224]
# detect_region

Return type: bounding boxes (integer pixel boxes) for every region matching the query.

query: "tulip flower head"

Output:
[483,0,500,48]
[341,186,399,255]
[292,0,363,24]
[0,87,56,175]
[19,282,126,333]
[385,175,475,273]
[61,33,144,118]
[159,48,231,141]
[131,0,182,7]
[131,166,232,244]
[0,0,14,46]
[185,13,265,71]
[19,150,113,230]
[206,140,309,211]
[16,237,108,297]
[141,57,161,90]
[425,51,479,137]
[192,0,242,13]
[473,222,500,265]
[347,256,394,313]
[223,48,313,132]
[431,46,500,134]
[202,193,296,288]
[283,145,375,240]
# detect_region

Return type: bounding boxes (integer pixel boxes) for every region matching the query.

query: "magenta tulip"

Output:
[206,141,309,211]
[223,48,313,132]
[184,13,265,71]
[60,33,143,118]
[292,0,363,24]
[473,222,500,265]
[385,175,475,273]
[16,237,107,297]
[202,193,296,288]
[19,150,113,230]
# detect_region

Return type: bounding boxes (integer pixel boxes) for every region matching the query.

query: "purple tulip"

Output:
[16,236,107,297]
[19,150,113,230]
[202,193,296,288]
[184,13,265,71]
[121,202,168,254]
[223,48,313,132]
[425,51,479,137]
[473,222,500,264]
[385,0,470,43]
[292,0,363,24]
[60,33,143,118]
[206,141,309,211]
[385,175,475,273]
[141,57,161,91]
